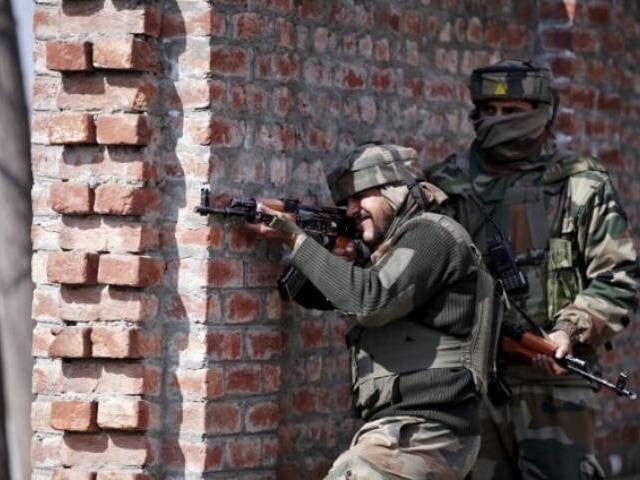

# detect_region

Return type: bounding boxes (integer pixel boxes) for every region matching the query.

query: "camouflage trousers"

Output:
[324,416,481,480]
[469,383,605,479]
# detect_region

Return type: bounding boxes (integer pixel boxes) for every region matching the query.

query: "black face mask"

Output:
[473,107,551,162]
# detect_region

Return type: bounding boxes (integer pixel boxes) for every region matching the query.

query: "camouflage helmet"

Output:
[327,143,425,206]
[469,60,555,105]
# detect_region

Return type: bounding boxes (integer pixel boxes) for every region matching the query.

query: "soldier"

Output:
[248,143,500,479]
[428,60,640,479]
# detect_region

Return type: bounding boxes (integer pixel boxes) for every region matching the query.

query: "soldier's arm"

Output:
[553,175,639,345]
[289,217,475,327]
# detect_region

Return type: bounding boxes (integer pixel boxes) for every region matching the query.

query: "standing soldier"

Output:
[248,143,499,479]
[428,60,639,479]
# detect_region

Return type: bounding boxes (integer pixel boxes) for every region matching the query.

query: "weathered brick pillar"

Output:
[31,1,163,478]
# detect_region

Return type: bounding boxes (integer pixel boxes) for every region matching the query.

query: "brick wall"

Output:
[30,1,640,478]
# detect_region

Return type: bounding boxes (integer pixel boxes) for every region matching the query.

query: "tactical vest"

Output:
[348,212,503,419]
[428,150,608,331]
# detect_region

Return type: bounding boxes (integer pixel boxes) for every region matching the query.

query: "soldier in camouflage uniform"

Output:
[249,143,501,479]
[427,60,640,479]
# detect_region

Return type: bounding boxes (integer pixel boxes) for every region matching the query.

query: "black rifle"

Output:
[195,187,361,302]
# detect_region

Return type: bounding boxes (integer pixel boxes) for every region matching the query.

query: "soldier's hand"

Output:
[244,203,300,248]
[532,330,571,375]
[331,240,357,261]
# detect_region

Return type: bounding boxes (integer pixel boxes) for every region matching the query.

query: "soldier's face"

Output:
[346,188,395,247]
[478,99,534,117]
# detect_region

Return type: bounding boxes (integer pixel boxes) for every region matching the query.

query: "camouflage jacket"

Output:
[428,144,639,373]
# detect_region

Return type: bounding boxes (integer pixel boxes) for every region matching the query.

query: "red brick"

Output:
[300,320,328,349]
[62,433,149,466]
[96,472,149,480]
[247,330,284,360]
[224,437,261,469]
[556,111,582,134]
[162,9,225,37]
[230,85,267,114]
[98,254,164,287]
[263,364,281,393]
[550,56,579,77]
[540,0,571,20]
[37,5,160,38]
[60,218,159,254]
[292,387,317,413]
[47,251,99,285]
[572,28,598,52]
[46,41,92,71]
[205,402,242,434]
[91,327,143,359]
[598,94,622,112]
[225,364,262,395]
[224,291,260,324]
[234,13,269,39]
[33,362,64,394]
[50,401,98,432]
[600,148,624,168]
[59,148,157,183]
[587,3,611,24]
[210,46,248,76]
[102,287,158,322]
[171,367,224,400]
[505,25,528,50]
[276,18,295,48]
[32,288,58,320]
[567,85,597,109]
[32,433,63,468]
[97,398,148,430]
[586,118,608,136]
[161,439,223,472]
[210,117,245,147]
[58,75,158,113]
[246,402,280,432]
[32,325,57,357]
[338,65,366,89]
[93,38,159,73]
[206,258,243,288]
[52,468,96,480]
[48,112,96,145]
[485,22,502,47]
[206,330,243,360]
[372,68,394,92]
[93,362,145,395]
[96,114,151,145]
[94,185,160,216]
[602,32,625,52]
[541,27,572,50]
[245,260,281,287]
[49,182,94,215]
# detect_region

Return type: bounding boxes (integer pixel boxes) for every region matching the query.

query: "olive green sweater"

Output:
[290,211,481,435]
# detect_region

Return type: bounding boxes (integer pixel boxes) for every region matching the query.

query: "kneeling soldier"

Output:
[250,143,499,480]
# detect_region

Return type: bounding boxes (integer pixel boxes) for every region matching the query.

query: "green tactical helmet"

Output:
[327,143,425,206]
[469,60,555,105]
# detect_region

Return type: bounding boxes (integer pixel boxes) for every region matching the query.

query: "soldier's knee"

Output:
[324,457,403,480]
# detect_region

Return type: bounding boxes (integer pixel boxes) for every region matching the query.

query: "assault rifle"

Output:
[501,321,637,399]
[195,187,362,302]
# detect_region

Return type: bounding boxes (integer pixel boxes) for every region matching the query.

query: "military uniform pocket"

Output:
[354,374,399,419]
[547,237,582,319]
